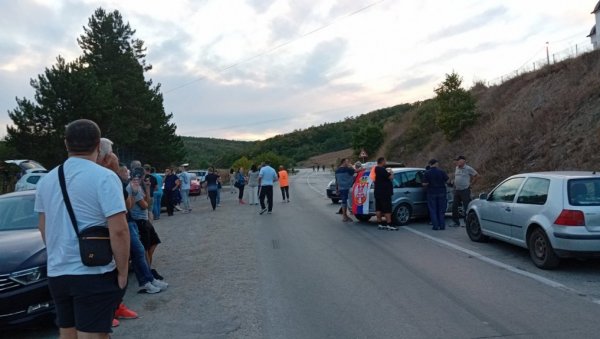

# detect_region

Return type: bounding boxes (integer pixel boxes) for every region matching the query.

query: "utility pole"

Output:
[546,42,550,65]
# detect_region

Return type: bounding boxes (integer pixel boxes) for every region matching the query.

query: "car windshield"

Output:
[0,194,38,231]
[568,178,600,206]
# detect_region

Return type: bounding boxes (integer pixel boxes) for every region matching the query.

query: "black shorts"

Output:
[135,219,161,250]
[375,195,392,214]
[48,270,125,333]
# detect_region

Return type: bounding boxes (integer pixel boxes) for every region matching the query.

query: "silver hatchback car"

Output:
[466,171,600,269]
[350,167,453,225]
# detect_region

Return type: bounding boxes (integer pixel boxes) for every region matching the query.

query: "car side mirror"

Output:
[479,193,488,200]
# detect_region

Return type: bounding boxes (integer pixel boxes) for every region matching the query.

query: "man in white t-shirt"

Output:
[35,119,130,337]
[258,161,278,214]
[178,164,192,213]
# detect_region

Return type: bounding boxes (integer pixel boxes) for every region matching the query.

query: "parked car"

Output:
[5,160,48,192]
[188,170,208,183]
[15,172,47,192]
[350,166,453,225]
[4,160,47,176]
[189,174,201,196]
[0,190,54,329]
[326,180,341,203]
[327,162,406,204]
[465,171,600,269]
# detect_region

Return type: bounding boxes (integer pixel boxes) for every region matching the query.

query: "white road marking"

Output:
[307,171,600,305]
[306,172,327,197]
[404,226,600,305]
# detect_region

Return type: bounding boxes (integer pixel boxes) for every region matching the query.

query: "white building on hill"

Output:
[589,1,600,49]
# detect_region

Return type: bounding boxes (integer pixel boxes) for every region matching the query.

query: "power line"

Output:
[164,0,386,94]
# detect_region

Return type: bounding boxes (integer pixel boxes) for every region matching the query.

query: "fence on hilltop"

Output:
[486,38,594,86]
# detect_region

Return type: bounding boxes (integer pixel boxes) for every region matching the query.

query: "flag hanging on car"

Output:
[352,168,372,215]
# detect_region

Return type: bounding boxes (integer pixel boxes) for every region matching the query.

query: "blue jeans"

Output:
[128,221,154,286]
[339,189,349,208]
[427,193,447,229]
[153,192,162,219]
[216,188,221,205]
[181,189,190,210]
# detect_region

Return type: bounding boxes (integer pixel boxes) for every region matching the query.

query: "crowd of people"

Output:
[333,155,479,231]
[34,118,478,338]
[200,161,291,215]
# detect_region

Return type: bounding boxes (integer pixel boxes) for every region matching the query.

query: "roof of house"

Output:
[593,1,600,14]
[588,25,597,37]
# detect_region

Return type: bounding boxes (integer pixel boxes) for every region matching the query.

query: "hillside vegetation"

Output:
[180,104,412,168]
[380,49,600,192]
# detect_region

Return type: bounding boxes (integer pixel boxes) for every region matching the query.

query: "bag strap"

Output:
[58,164,80,237]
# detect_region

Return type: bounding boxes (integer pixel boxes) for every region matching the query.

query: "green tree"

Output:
[231,156,252,172]
[434,72,477,140]
[351,124,384,157]
[6,8,183,168]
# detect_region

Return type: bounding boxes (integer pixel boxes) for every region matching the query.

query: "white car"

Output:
[466,171,600,269]
[5,160,48,192]
[15,172,47,191]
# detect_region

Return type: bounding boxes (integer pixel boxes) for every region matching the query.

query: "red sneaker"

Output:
[112,318,120,327]
[115,303,138,319]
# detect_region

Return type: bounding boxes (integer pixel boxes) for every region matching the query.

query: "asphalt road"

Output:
[5,168,600,338]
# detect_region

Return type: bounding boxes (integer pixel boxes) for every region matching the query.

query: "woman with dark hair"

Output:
[163,167,180,216]
[235,167,247,204]
[204,167,220,210]
[247,164,260,205]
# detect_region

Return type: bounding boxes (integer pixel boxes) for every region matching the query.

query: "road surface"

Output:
[6,169,600,338]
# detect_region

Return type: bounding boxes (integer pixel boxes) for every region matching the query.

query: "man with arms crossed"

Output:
[451,155,479,227]
[36,119,130,338]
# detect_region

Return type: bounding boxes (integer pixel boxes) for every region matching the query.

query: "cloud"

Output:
[245,0,277,14]
[294,38,348,88]
[390,75,438,93]
[426,6,509,42]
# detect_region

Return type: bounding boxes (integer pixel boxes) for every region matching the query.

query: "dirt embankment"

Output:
[381,49,600,191]
[299,148,354,169]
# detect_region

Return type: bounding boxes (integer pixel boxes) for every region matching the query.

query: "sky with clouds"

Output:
[0,0,595,140]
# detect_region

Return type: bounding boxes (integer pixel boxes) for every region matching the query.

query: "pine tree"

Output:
[434,72,477,141]
[6,8,183,168]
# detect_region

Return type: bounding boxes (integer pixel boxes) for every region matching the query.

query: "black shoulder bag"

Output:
[58,164,113,267]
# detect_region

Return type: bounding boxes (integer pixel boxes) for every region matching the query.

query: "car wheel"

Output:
[527,227,560,269]
[354,214,371,222]
[466,211,488,242]
[331,199,339,204]
[392,204,411,226]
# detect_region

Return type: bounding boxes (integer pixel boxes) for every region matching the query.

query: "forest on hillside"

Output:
[181,104,413,168]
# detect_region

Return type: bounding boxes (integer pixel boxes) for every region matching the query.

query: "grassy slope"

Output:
[382,49,600,191]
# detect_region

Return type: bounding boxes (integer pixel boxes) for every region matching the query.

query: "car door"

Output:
[479,177,524,239]
[512,177,550,244]
[394,170,427,216]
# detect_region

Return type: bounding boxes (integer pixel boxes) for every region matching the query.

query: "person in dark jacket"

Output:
[423,159,449,230]
[163,167,180,216]
[372,157,397,230]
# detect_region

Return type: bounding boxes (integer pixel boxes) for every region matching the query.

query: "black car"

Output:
[0,190,54,329]
[326,179,341,204]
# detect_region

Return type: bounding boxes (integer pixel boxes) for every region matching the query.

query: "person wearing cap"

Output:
[451,155,479,227]
[423,159,449,230]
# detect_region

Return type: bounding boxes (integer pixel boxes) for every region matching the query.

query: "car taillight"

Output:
[554,209,585,226]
